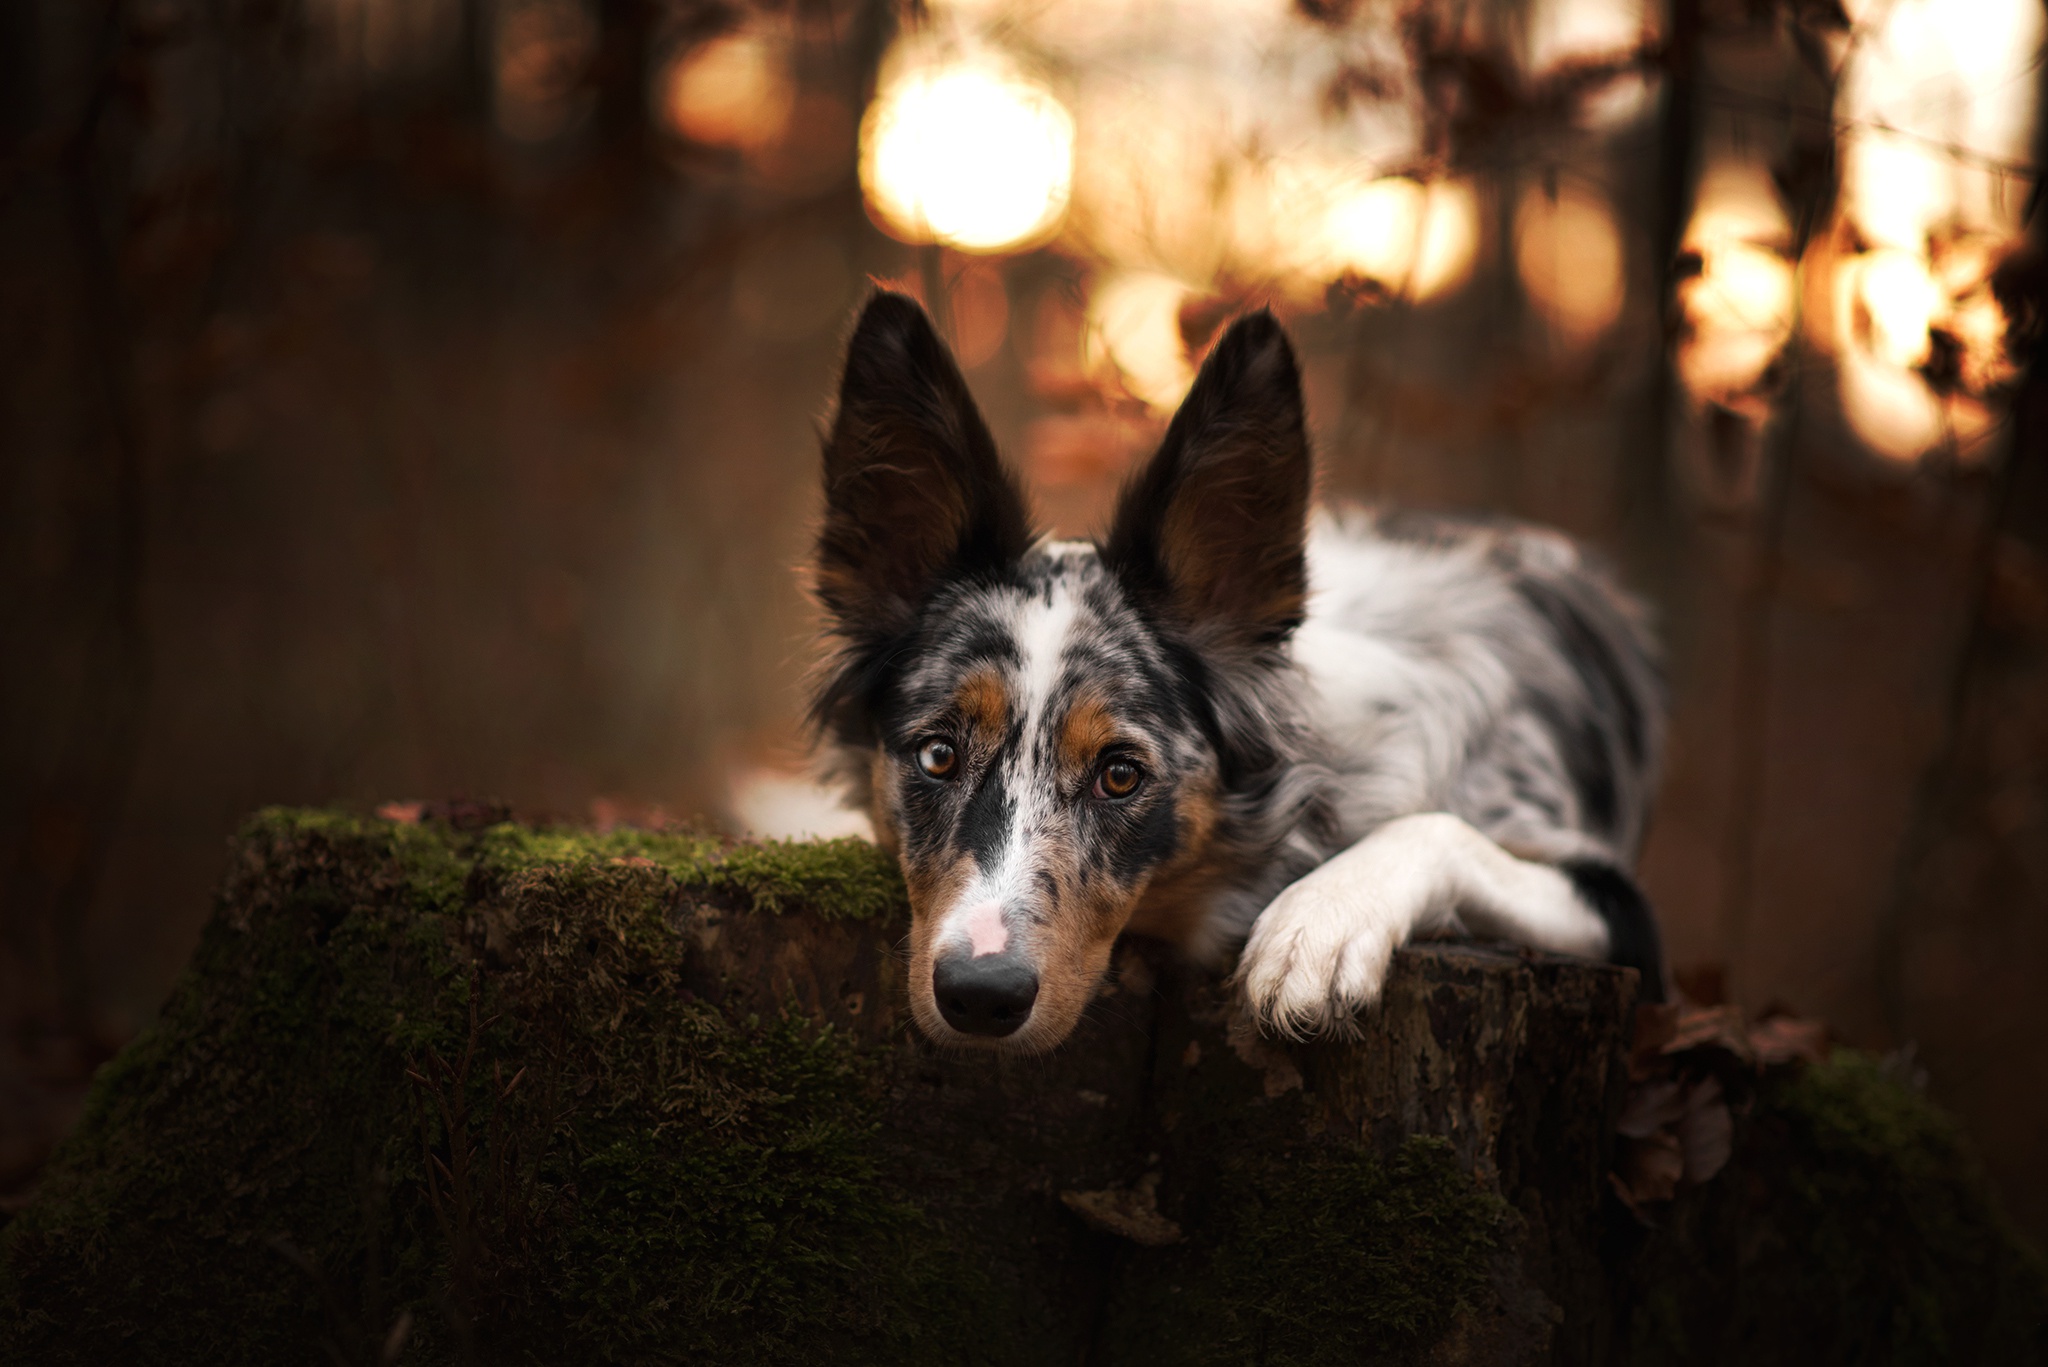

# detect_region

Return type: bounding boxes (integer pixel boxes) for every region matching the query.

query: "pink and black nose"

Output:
[932,952,1039,1038]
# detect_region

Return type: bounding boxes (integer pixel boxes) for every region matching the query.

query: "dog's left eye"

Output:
[1092,758,1143,800]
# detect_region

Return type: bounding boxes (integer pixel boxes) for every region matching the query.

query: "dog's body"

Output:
[812,293,1665,1052]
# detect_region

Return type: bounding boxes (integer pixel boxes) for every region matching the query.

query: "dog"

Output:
[810,291,1665,1053]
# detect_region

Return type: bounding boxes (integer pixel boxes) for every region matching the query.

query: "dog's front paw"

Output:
[1234,876,1399,1040]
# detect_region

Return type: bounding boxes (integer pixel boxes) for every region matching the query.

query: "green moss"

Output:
[467,819,905,923]
[238,804,474,912]
[1101,1135,1508,1367]
[703,837,906,922]
[0,825,453,1360]
[1204,1136,1507,1364]
[1763,1053,2048,1365]
[237,806,907,927]
[0,811,954,1367]
[1628,1051,2048,1367]
[467,820,722,878]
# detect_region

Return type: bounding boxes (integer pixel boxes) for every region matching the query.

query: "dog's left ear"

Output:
[1102,309,1311,651]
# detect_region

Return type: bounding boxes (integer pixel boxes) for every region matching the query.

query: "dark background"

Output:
[4,0,2046,1240]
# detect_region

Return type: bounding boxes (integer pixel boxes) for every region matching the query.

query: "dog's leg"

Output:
[1236,812,1653,1037]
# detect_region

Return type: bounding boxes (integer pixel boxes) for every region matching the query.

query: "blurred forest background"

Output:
[4,0,2046,1239]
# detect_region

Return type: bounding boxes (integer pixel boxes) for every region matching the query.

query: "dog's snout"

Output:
[932,953,1039,1037]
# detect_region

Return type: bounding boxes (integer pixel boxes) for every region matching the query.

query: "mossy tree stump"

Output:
[0,810,1638,1365]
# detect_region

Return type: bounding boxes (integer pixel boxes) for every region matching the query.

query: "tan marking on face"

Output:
[988,841,1127,1054]
[955,668,1010,740]
[900,848,980,1043]
[896,809,1135,1054]
[1123,776,1226,946]
[1058,692,1118,774]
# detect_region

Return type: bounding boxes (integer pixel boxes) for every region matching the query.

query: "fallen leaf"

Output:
[1629,1002,1680,1079]
[1677,1076,1733,1184]
[1061,1173,1183,1247]
[1617,1130,1684,1207]
[1617,1078,1687,1139]
[1748,1013,1828,1066]
[1662,1003,1754,1065]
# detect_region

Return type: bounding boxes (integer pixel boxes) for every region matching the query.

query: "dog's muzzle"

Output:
[931,951,1039,1037]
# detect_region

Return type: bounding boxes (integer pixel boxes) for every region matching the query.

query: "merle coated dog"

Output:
[810,291,1665,1053]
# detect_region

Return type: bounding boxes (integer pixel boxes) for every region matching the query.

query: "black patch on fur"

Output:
[944,619,1026,672]
[1521,693,1616,833]
[1515,575,1651,769]
[1560,860,1665,1003]
[1504,757,1571,827]
[895,759,956,859]
[1146,632,1281,793]
[958,775,1014,874]
[1513,573,1659,839]
[1088,791,1183,885]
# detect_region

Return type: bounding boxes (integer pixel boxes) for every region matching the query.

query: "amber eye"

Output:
[1093,758,1143,800]
[917,739,959,779]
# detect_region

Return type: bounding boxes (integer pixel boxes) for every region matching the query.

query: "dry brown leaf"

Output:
[1748,1013,1828,1066]
[1629,1001,1681,1079]
[1060,1173,1183,1247]
[1677,1076,1733,1184]
[1616,1130,1684,1208]
[1617,1078,1688,1139]
[1661,1003,1755,1065]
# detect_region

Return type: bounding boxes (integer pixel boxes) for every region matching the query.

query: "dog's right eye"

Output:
[916,740,959,779]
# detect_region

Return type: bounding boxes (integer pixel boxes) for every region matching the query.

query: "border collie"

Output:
[810,292,1665,1053]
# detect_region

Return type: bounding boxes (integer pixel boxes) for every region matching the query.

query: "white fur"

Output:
[1237,813,1611,1036]
[1230,512,1656,1033]
[1014,576,1082,729]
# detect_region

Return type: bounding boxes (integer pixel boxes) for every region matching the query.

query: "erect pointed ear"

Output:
[815,292,1034,644]
[1101,309,1311,650]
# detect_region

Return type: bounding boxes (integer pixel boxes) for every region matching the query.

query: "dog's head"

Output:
[811,292,1312,1052]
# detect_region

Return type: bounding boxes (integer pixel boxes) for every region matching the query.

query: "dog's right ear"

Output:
[815,292,1034,649]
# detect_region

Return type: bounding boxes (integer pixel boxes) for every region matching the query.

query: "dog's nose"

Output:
[932,953,1039,1037]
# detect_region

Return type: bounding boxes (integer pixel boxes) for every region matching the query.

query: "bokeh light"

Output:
[493,0,597,143]
[1525,0,1651,72]
[1827,0,2039,463]
[949,262,1013,369]
[1515,181,1625,346]
[1324,177,1480,301]
[1085,272,1196,411]
[1850,251,1941,371]
[1676,160,1795,410]
[860,59,1075,253]
[658,29,794,152]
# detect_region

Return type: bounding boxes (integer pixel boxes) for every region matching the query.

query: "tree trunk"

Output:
[0,810,1637,1365]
